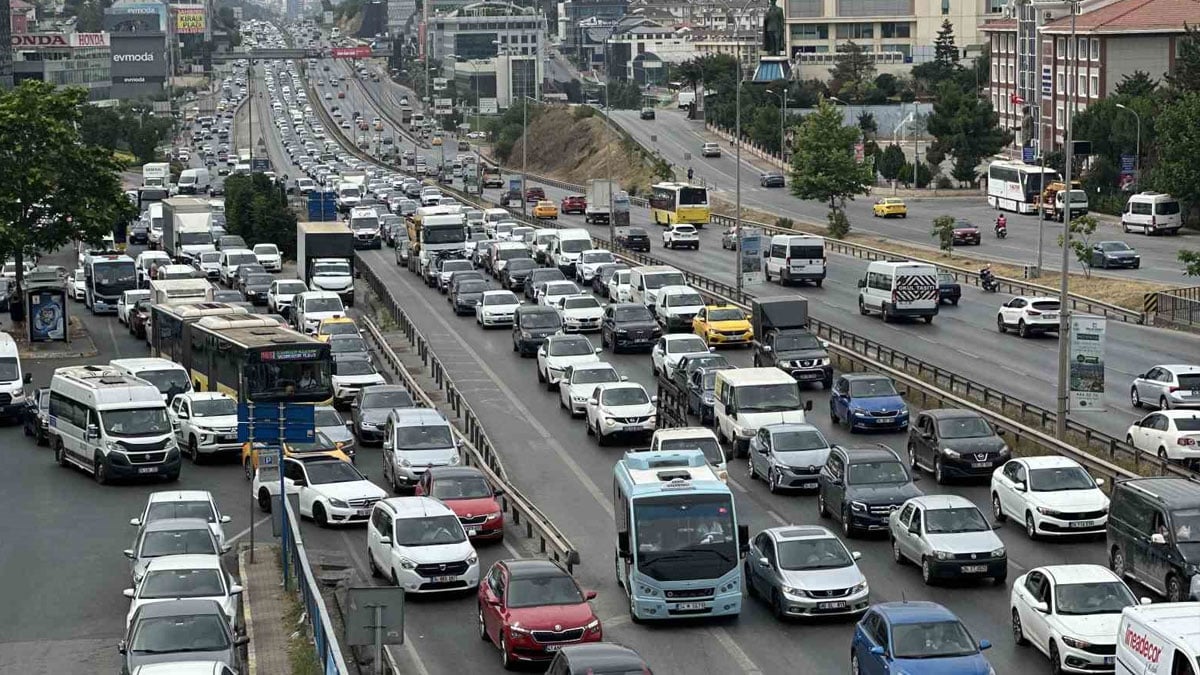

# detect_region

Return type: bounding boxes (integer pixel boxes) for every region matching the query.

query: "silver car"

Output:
[125,518,226,583]
[888,494,1007,586]
[314,405,357,459]
[744,525,870,620]
[1130,364,1200,410]
[747,423,831,493]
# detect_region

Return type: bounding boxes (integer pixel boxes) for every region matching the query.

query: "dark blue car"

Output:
[830,373,910,432]
[851,601,993,675]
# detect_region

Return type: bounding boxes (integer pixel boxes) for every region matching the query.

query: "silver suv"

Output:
[888,494,1007,586]
[744,525,870,620]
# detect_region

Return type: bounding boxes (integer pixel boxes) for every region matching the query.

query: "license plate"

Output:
[543,645,564,652]
[355,509,370,517]
[1069,520,1096,528]
[972,462,991,468]
[797,373,822,380]
[466,528,479,536]
[802,482,818,489]
[674,602,705,610]
[1043,313,1059,320]
[432,575,457,583]
[874,417,894,423]
[137,467,158,474]
[818,601,847,610]
[961,565,988,574]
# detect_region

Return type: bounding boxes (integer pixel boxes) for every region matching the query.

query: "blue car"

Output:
[851,601,993,675]
[830,373,910,432]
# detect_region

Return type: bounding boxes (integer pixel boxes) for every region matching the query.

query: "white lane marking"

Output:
[227,516,271,545]
[711,626,763,674]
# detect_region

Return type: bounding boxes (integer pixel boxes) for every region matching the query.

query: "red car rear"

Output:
[561,195,587,214]
[415,467,504,540]
[525,187,546,203]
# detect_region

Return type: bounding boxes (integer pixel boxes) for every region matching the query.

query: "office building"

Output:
[606,19,694,84]
[11,32,112,100]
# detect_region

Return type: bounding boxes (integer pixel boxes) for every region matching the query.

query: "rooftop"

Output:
[1042,0,1200,34]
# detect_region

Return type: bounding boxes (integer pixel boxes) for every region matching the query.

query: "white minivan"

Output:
[550,228,592,273]
[366,497,480,594]
[380,408,460,492]
[857,260,939,323]
[1121,192,1183,235]
[764,234,826,286]
[293,290,346,334]
[109,357,193,403]
[1114,602,1200,675]
[0,332,31,422]
[713,367,812,457]
[629,265,687,308]
[218,248,259,287]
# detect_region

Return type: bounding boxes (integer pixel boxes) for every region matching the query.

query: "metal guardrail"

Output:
[282,498,352,675]
[1148,285,1200,329]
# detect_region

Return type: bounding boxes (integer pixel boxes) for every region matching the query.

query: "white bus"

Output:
[987,161,1062,214]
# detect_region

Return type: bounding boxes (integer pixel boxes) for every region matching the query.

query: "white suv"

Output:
[558,362,623,416]
[662,224,700,250]
[585,382,657,445]
[167,392,241,462]
[366,497,480,594]
[537,334,601,388]
[996,296,1061,338]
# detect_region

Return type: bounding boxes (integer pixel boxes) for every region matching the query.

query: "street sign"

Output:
[1041,67,1052,95]
[332,46,372,59]
[307,191,338,221]
[251,158,270,172]
[345,587,406,646]
[739,228,763,287]
[1022,146,1035,163]
[237,402,317,443]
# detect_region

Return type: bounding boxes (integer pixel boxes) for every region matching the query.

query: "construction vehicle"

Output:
[1039,181,1089,222]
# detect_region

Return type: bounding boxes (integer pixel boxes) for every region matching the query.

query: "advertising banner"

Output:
[479,97,498,115]
[28,290,67,342]
[739,227,763,287]
[110,34,165,76]
[1069,315,1106,410]
[174,5,206,34]
[105,2,167,31]
[331,46,371,59]
[433,77,449,90]
[323,10,333,24]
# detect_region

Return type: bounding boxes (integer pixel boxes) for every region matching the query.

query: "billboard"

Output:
[739,227,763,286]
[109,33,166,97]
[331,46,371,58]
[1069,315,1106,410]
[11,33,111,49]
[173,5,206,34]
[105,2,167,31]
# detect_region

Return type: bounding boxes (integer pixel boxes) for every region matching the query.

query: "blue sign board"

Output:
[1042,67,1052,95]
[1120,154,1136,174]
[1022,146,1036,163]
[307,191,338,221]
[237,402,317,443]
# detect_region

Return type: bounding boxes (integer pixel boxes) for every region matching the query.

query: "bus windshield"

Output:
[246,359,332,402]
[92,261,137,295]
[679,187,707,205]
[634,494,737,581]
[424,226,466,244]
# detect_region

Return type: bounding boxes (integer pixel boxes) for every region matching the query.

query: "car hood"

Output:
[312,277,352,291]
[924,531,1004,554]
[319,425,355,444]
[774,348,827,361]
[778,564,865,592]
[738,410,808,428]
[850,395,907,413]
[941,436,1007,454]
[846,483,922,505]
[507,602,595,631]
[893,654,991,675]
[615,320,657,331]
[313,480,387,502]
[359,408,391,426]
[707,320,751,331]
[443,496,500,517]
[394,447,457,467]
[601,403,655,418]
[335,373,386,387]
[562,308,603,320]
[128,648,234,671]
[1026,489,1109,512]
[399,540,475,564]
[546,354,600,369]
[772,449,831,470]
[190,414,239,431]
[1054,613,1124,640]
[1103,250,1137,258]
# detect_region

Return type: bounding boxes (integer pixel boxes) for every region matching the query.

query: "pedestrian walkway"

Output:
[239,546,291,675]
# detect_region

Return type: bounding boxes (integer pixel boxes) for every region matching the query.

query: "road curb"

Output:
[238,547,259,675]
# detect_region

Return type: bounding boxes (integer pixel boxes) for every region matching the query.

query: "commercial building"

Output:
[430,0,546,61]
[11,32,112,100]
[388,0,417,39]
[104,1,168,100]
[559,0,627,49]
[627,0,766,33]
[691,30,759,73]
[606,19,694,84]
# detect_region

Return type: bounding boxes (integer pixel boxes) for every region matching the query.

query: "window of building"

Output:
[991,63,998,83]
[788,0,823,17]
[1090,74,1099,98]
[836,0,912,16]
[1090,38,1099,60]
[1056,70,1064,93]
[1078,38,1087,62]
[1056,37,1065,58]
[790,23,829,40]
[880,22,911,39]
[1056,103,1064,129]
[881,43,910,57]
[1009,63,1015,83]
[1079,73,1086,97]
[835,23,873,40]
[942,0,950,14]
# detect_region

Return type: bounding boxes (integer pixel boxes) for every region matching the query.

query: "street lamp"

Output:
[1115,103,1141,187]
[731,0,758,299]
[496,42,535,215]
[766,87,787,164]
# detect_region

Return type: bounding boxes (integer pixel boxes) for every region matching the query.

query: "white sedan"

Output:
[1125,410,1200,462]
[278,456,387,527]
[608,269,632,302]
[558,362,623,416]
[68,268,87,300]
[585,382,657,446]
[539,280,582,307]
[475,290,521,327]
[1011,564,1141,673]
[118,290,151,325]
[124,554,242,629]
[537,334,601,389]
[555,295,604,333]
[990,456,1109,539]
[651,334,712,378]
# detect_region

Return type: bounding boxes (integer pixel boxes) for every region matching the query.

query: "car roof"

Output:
[379,496,455,518]
[180,392,234,402]
[762,422,822,435]
[1156,364,1200,374]
[1015,296,1060,303]
[389,407,447,424]
[1039,564,1120,586]
[923,408,985,420]
[148,490,214,503]
[141,517,214,532]
[908,494,976,510]
[767,525,837,542]
[144,553,224,571]
[838,445,902,462]
[1117,477,1200,508]
[875,601,958,624]
[427,466,486,481]
[1159,410,1200,420]
[569,362,616,371]
[1018,455,1083,470]
[557,643,646,666]
[503,558,570,578]
[842,373,890,382]
[320,316,355,324]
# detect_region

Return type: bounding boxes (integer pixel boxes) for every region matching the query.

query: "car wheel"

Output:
[314,503,329,528]
[258,488,272,513]
[746,454,756,480]
[841,506,854,538]
[1111,546,1128,578]
[1160,396,1171,411]
[54,438,68,467]
[817,492,829,518]
[536,365,545,383]
[368,547,380,578]
[858,297,868,315]
[93,456,108,485]
[1025,512,1039,540]
[992,493,1007,522]
[1159,447,1169,462]
[478,605,490,642]
[908,444,919,471]
[997,315,1006,333]
[851,653,862,675]
[1131,387,1142,408]
[891,536,905,564]
[829,404,838,424]
[189,436,201,464]
[768,469,782,494]
[1018,320,1030,338]
[921,557,934,585]
[934,457,946,485]
[1012,608,1029,646]
[1166,574,1185,602]
[770,590,787,620]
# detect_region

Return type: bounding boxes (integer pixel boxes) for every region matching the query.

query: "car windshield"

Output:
[847,460,909,485]
[736,383,801,413]
[483,293,518,306]
[549,338,593,356]
[891,620,978,659]
[253,245,278,255]
[276,282,307,294]
[523,312,560,328]
[138,568,225,599]
[362,390,414,409]
[335,358,376,376]
[130,614,230,653]
[924,507,991,533]
[644,272,686,289]
[507,259,535,271]
[564,297,599,310]
[201,253,222,264]
[441,261,472,273]
[1055,581,1136,615]
[614,306,653,322]
[1172,509,1200,542]
[666,337,707,354]
[303,461,363,484]
[102,408,172,438]
[146,500,215,523]
[659,437,724,466]
[247,274,273,286]
[777,538,853,570]
[1028,466,1095,491]
[191,399,236,417]
[330,337,367,353]
[322,322,358,337]
[0,357,18,382]
[139,529,217,558]
[314,409,343,427]
[708,308,743,322]
[937,416,994,439]
[305,298,343,313]
[775,333,821,351]
[670,292,704,307]
[1099,242,1131,252]
[431,474,491,499]
[314,262,350,276]
[393,514,465,546]
[602,387,650,406]
[848,379,897,398]
[773,429,828,452]
[394,424,453,450]
[507,574,584,608]
[572,368,619,385]
[458,281,487,293]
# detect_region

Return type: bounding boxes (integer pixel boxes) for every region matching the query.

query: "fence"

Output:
[281,497,352,675]
[1147,285,1200,330]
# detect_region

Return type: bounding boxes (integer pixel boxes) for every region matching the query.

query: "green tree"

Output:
[748,106,783,154]
[224,173,298,258]
[877,143,906,182]
[828,41,876,103]
[605,79,644,109]
[1179,250,1200,276]
[926,80,1012,185]
[857,111,878,137]
[0,82,136,297]
[788,98,874,237]
[1116,70,1158,97]
[1148,91,1200,209]
[1166,23,1200,93]
[873,73,899,99]
[1057,215,1100,277]
[78,105,125,151]
[676,59,704,102]
[899,160,934,188]
[934,20,960,70]
[932,215,956,254]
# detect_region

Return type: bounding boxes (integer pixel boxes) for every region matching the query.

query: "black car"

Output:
[241,273,273,305]
[503,189,523,207]
[616,228,651,252]
[817,444,923,538]
[592,263,629,297]
[352,385,415,445]
[672,353,731,393]
[512,305,563,356]
[907,409,1010,483]
[759,171,785,188]
[500,257,537,291]
[451,279,488,315]
[640,108,656,120]
[547,643,652,675]
[129,222,151,246]
[213,289,244,303]
[22,387,50,446]
[937,271,961,306]
[524,268,566,301]
[1105,477,1200,602]
[686,365,733,423]
[235,264,268,293]
[1090,240,1141,269]
[600,303,660,353]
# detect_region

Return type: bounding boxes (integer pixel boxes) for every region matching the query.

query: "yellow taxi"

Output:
[693,305,753,346]
[315,316,358,342]
[533,200,559,220]
[872,198,908,218]
[241,431,354,479]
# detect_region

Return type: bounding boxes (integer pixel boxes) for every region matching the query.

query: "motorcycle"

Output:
[980,269,999,292]
[994,217,1008,239]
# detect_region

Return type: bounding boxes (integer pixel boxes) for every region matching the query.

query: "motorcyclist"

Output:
[980,265,997,292]
[995,214,1007,237]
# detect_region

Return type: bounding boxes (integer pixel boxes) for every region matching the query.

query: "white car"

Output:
[278,456,387,527]
[196,251,222,280]
[996,296,1062,338]
[575,249,616,283]
[475,290,521,327]
[267,279,308,315]
[366,497,480,594]
[539,280,582,307]
[493,222,516,241]
[118,290,152,325]
[888,494,1007,586]
[1125,410,1200,462]
[1130,364,1200,410]
[332,357,387,407]
[585,382,657,445]
[123,554,242,629]
[608,269,632,302]
[537,334,602,388]
[1011,564,1141,673]
[990,456,1109,539]
[558,362,623,416]
[130,490,232,550]
[653,285,705,332]
[662,224,700,250]
[651,334,712,378]
[167,392,241,461]
[253,243,282,272]
[555,295,604,333]
[68,268,86,300]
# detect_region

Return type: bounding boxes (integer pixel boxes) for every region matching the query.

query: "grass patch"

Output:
[113,150,137,168]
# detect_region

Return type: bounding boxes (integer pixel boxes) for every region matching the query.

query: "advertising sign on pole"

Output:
[479,97,498,115]
[434,97,452,115]
[433,77,448,90]
[1068,315,1106,410]
[28,290,67,342]
[173,5,206,34]
[323,9,334,24]
[739,227,763,287]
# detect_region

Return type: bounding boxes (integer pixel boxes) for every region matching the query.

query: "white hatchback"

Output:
[1125,410,1200,462]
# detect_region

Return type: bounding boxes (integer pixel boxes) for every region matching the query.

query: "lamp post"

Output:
[1115,103,1141,187]
[732,0,757,299]
[766,87,787,165]
[1053,0,1081,440]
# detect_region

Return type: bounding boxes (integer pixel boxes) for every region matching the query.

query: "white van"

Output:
[1114,602,1200,675]
[109,357,193,403]
[218,248,259,287]
[177,168,211,195]
[1122,192,1183,236]
[653,285,705,332]
[48,365,180,483]
[629,265,687,307]
[380,408,460,491]
[857,260,939,323]
[764,234,826,286]
[550,228,592,273]
[0,333,31,422]
[531,228,558,264]
[713,368,812,457]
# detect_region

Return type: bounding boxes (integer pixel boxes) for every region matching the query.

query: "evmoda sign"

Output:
[109,33,166,96]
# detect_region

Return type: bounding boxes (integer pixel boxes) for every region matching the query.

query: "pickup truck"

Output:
[751,297,832,388]
[640,427,727,482]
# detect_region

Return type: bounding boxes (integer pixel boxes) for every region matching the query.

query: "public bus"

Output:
[150,302,250,364]
[84,253,138,315]
[986,160,1062,214]
[613,449,747,622]
[182,315,332,404]
[649,182,710,227]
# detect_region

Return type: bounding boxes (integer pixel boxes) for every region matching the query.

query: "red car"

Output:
[560,195,587,214]
[415,466,504,540]
[478,559,601,669]
[951,221,982,245]
[525,187,546,203]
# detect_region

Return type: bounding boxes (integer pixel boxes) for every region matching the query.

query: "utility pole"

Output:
[1054,0,1079,440]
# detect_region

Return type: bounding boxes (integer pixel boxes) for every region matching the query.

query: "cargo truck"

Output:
[750,296,832,388]
[585,178,614,225]
[142,162,171,189]
[161,197,215,263]
[297,222,355,306]
[335,170,368,212]
[1039,181,1089,222]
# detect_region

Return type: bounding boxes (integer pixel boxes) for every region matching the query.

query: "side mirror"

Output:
[1151,533,1166,545]
[737,524,750,554]
[1139,597,1152,605]
[129,518,141,527]
[1095,478,1105,486]
[869,646,885,656]
[585,590,597,600]
[762,345,773,352]
[1014,481,1027,492]
[1032,602,1048,613]
[852,551,862,560]
[220,515,232,524]
[493,488,505,497]
[293,478,307,487]
[229,584,244,595]
[122,588,135,598]
[124,549,135,559]
[979,640,992,651]
[176,411,189,419]
[620,375,629,381]
[118,640,127,655]
[222,544,233,554]
[350,401,359,408]
[857,279,866,289]
[588,398,598,405]
[235,635,250,647]
[995,428,1006,437]
[617,530,630,558]
[651,395,658,403]
[804,400,814,412]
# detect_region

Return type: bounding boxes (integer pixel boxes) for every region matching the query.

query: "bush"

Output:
[936,175,953,189]
[827,208,851,239]
[573,105,595,121]
[775,217,795,230]
[1090,192,1126,216]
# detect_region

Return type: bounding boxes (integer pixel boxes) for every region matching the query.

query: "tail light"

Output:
[891,290,897,304]
[1027,310,1041,316]
[1168,386,1179,393]
[1177,437,1196,446]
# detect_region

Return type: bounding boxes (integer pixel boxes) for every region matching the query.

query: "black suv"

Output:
[512,305,563,356]
[500,257,537,291]
[907,409,1010,484]
[600,303,660,353]
[616,228,651,252]
[818,444,923,538]
[1107,477,1200,602]
[524,268,566,301]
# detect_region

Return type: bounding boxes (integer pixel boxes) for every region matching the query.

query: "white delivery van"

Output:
[1122,192,1183,236]
[550,228,592,273]
[0,332,31,422]
[629,266,687,308]
[857,260,939,324]
[1114,602,1200,675]
[713,368,812,457]
[177,168,211,195]
[109,357,193,403]
[764,234,826,286]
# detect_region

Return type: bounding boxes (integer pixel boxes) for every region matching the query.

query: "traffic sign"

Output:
[237,402,316,443]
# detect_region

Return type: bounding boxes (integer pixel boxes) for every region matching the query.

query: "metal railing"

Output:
[1148,285,1200,329]
[282,498,352,675]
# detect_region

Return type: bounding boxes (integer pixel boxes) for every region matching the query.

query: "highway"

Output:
[325,61,1200,460]
[268,54,1148,675]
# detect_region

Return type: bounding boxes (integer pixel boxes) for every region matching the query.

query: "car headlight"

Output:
[398,556,417,570]
[509,624,531,636]
[449,454,460,465]
[934,550,953,560]
[998,445,1011,455]
[818,358,830,366]
[466,553,478,565]
[11,389,25,401]
[782,586,806,598]
[990,547,1006,558]
[584,618,601,634]
[849,501,867,513]
[399,458,412,467]
[604,418,616,427]
[851,408,867,416]
[328,498,349,508]
[486,511,501,521]
[105,441,123,453]
[850,581,868,595]
[941,448,961,458]
[1036,507,1063,517]
[1061,636,1091,649]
